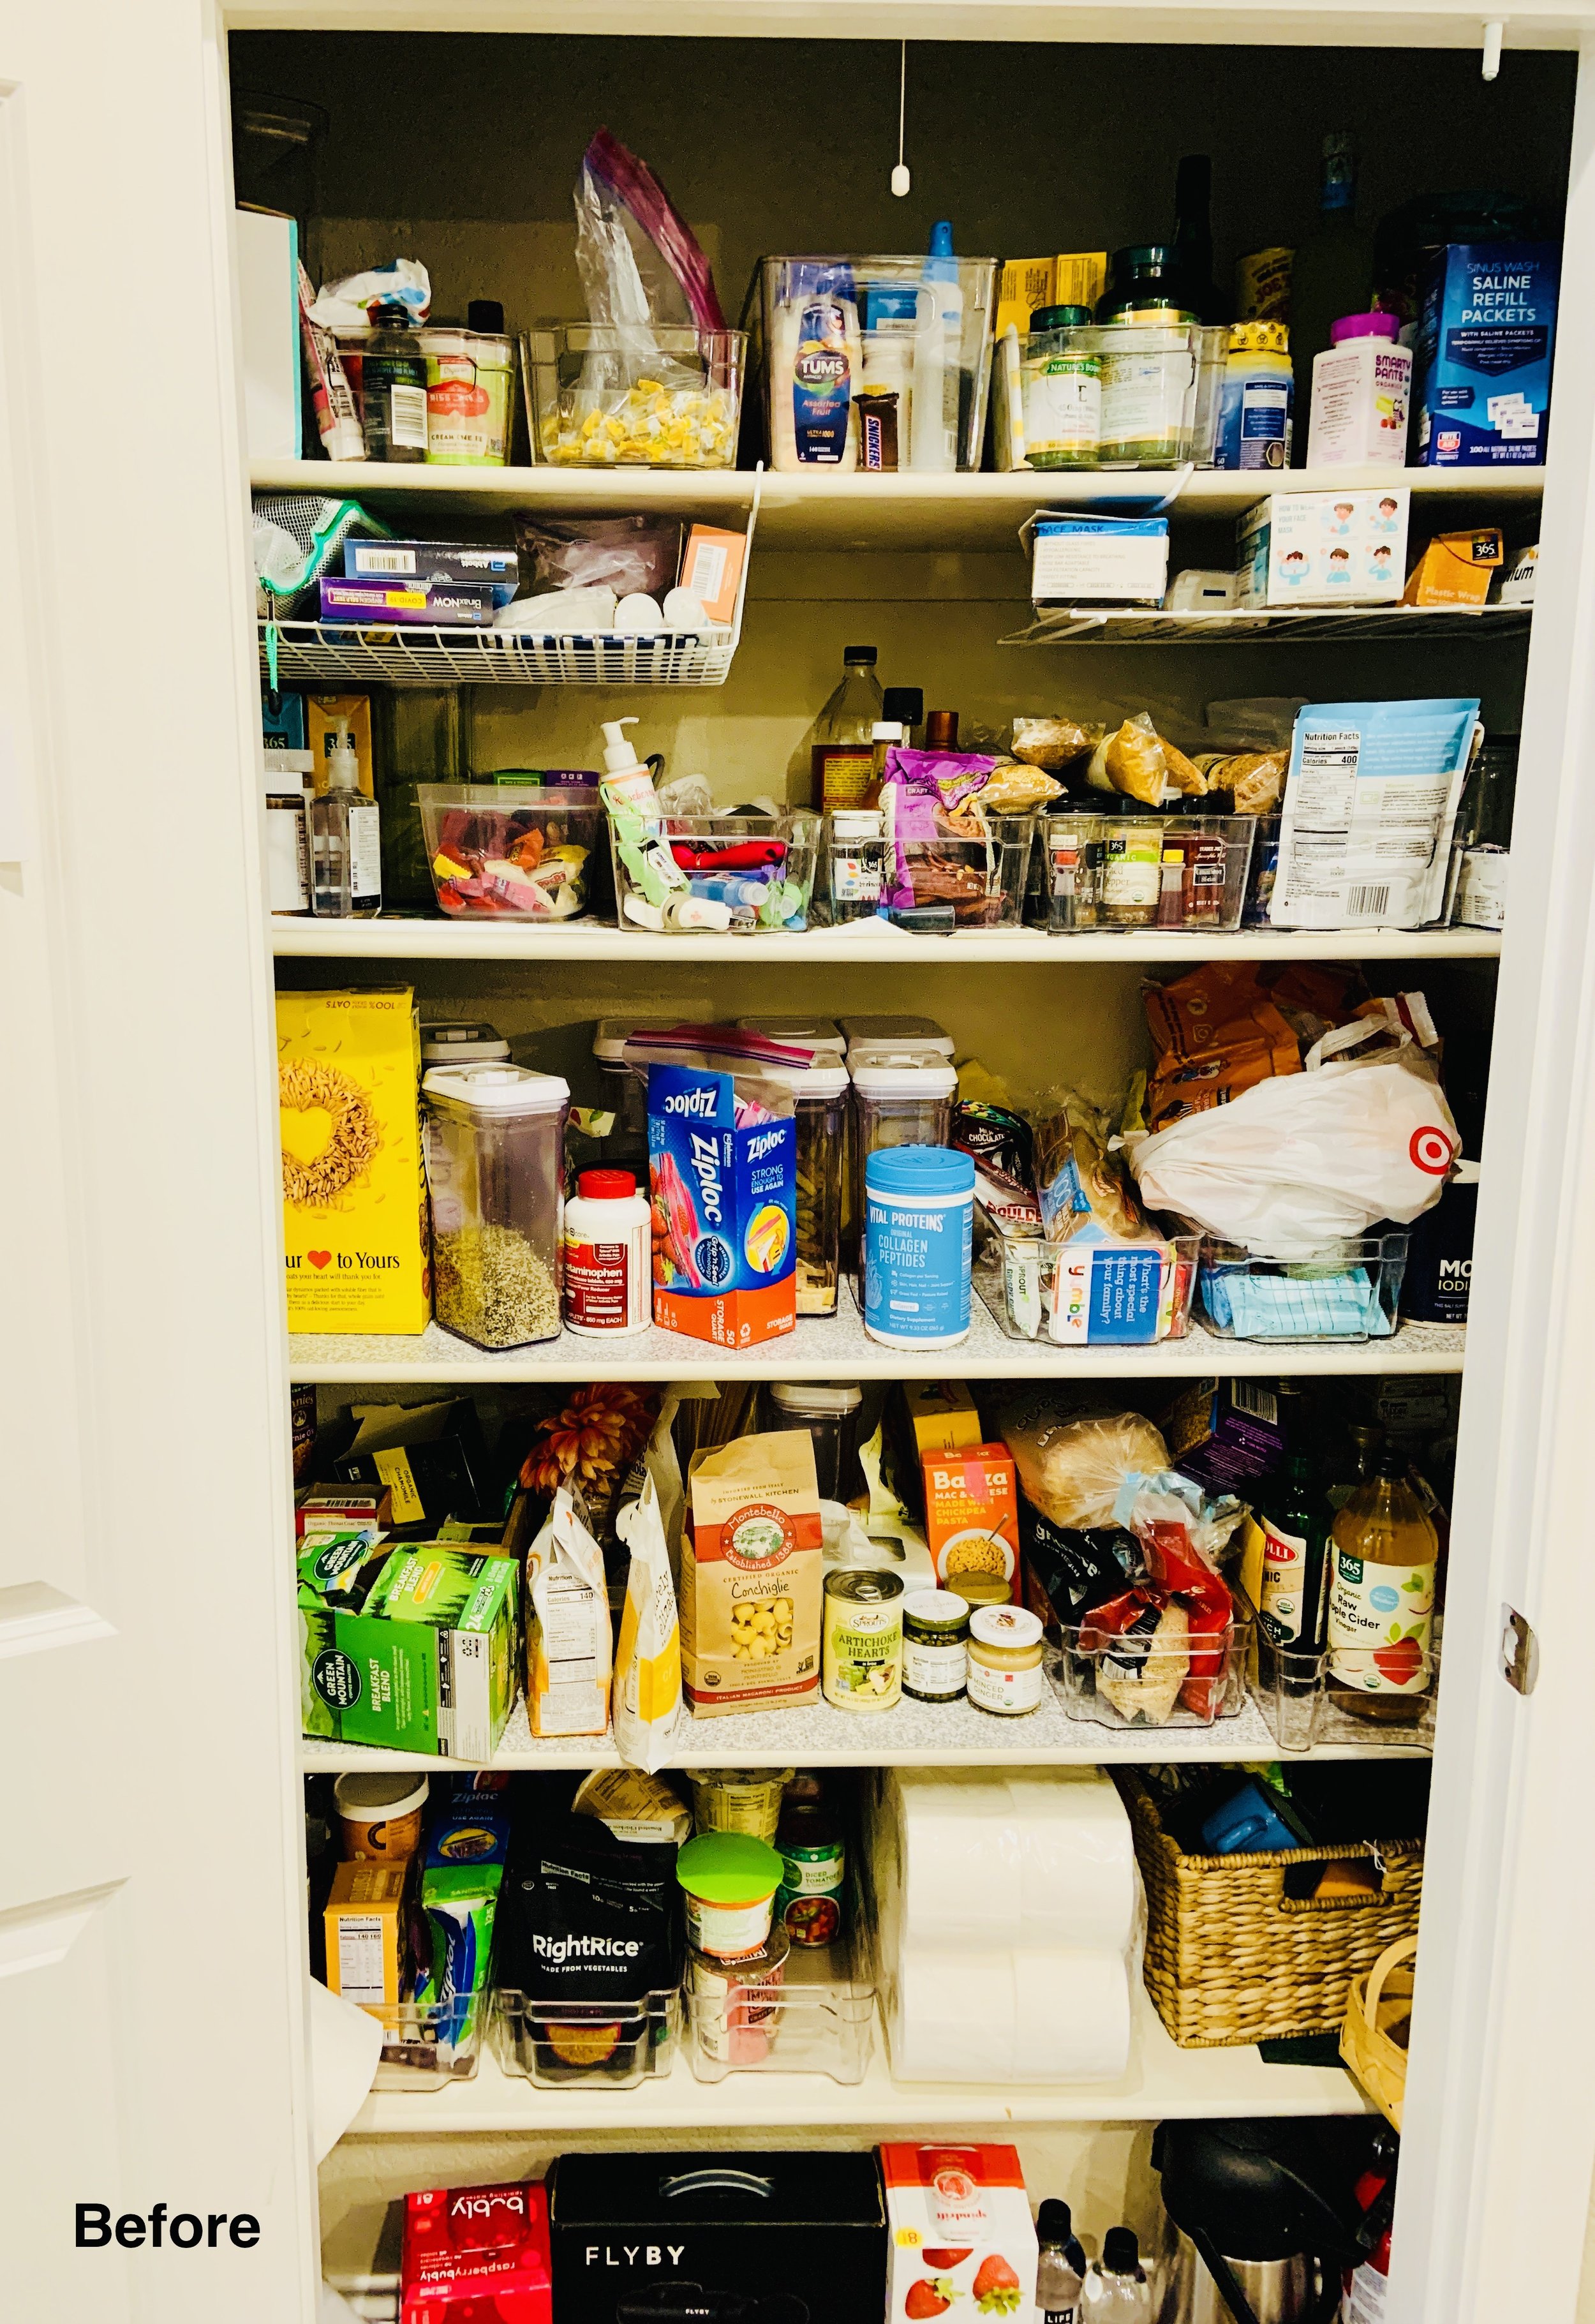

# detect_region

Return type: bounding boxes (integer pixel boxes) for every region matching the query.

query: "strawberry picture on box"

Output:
[882,2147,1037,2324]
[402,2180,553,2324]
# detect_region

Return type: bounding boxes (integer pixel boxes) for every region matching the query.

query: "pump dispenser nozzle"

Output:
[602,717,642,773]
[325,719,360,791]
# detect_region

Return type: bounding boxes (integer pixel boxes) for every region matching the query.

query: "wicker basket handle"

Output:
[1361,1933,1419,2024]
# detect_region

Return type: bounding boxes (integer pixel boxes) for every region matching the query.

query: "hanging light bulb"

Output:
[891,41,910,195]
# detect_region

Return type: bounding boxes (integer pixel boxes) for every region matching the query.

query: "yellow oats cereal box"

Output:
[276,987,431,1332]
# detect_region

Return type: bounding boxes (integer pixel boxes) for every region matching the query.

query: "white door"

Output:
[0,3,315,2316]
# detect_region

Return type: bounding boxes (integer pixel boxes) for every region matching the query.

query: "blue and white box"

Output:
[1415,241,1559,467]
[1025,512,1169,605]
[1236,488,1409,607]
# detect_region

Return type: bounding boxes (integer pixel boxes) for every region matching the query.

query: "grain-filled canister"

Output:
[822,1567,904,1711]
[862,1143,974,1348]
[901,1588,971,1702]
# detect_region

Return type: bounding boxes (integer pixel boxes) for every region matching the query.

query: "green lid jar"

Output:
[676,1829,784,1960]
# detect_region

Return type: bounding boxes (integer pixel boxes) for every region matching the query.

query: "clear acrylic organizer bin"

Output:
[1047,1607,1252,1731]
[611,811,820,934]
[1159,817,1255,932]
[493,1985,681,2089]
[1198,1234,1411,1343]
[417,786,605,921]
[1250,1614,1441,1756]
[369,1997,484,2091]
[521,324,746,468]
[888,813,1036,930]
[684,1946,877,2086]
[972,1232,1200,1345]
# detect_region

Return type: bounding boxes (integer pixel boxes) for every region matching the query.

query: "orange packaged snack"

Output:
[1143,962,1364,1132]
[922,1445,1020,1602]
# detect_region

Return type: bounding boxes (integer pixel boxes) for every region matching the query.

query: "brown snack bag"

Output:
[1205,749,1287,814]
[683,1431,823,1717]
[1143,961,1304,1131]
[1088,714,1167,805]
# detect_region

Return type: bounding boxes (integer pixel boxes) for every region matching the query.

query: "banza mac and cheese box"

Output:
[883,2145,1038,2324]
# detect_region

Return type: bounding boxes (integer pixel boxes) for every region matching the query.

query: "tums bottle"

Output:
[1328,1443,1437,1722]
[811,646,884,810]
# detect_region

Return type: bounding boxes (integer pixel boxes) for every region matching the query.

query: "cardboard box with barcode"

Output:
[995,253,1108,335]
[334,1397,494,1529]
[300,1541,521,1758]
[276,988,430,1333]
[323,1859,406,2016]
[1236,488,1409,606]
[1402,526,1504,606]
[679,523,746,625]
[884,1381,984,1523]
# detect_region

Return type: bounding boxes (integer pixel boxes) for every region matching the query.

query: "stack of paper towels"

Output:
[869,1767,1140,2083]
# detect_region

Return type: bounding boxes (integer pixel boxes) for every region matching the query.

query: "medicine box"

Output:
[1235,488,1409,606]
[343,539,520,604]
[319,576,499,625]
[276,988,431,1333]
[1027,514,1169,605]
[1415,241,1559,467]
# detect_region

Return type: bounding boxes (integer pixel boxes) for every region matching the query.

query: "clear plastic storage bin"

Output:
[1198,1235,1411,1343]
[973,1232,1200,1345]
[493,1985,681,2087]
[886,813,1036,930]
[1092,322,1201,466]
[684,1943,876,2085]
[1047,1605,1252,1731]
[827,810,889,923]
[521,324,745,468]
[1157,817,1256,932]
[1043,812,1107,931]
[611,811,820,934]
[418,786,604,921]
[757,255,998,473]
[370,1997,485,2090]
[1250,1621,1440,1756]
[422,1064,569,1350]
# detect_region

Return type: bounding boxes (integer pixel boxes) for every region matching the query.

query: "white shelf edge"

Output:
[272,920,1502,965]
[345,1988,1369,2136]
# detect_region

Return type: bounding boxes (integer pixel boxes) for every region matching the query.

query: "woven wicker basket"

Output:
[1341,1935,1417,2128]
[1115,1771,1424,2048]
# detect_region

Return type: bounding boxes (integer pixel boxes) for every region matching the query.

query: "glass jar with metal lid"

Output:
[901,1588,971,1702]
[967,1604,1046,1717]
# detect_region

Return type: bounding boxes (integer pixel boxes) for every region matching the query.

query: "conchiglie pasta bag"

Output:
[625,1025,810,1346]
[683,1430,824,1717]
[526,1487,612,1739]
[1126,1015,1459,1262]
[612,1470,683,1773]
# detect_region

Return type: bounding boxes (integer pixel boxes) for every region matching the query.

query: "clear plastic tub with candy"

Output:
[418,786,604,921]
[611,810,821,934]
[521,324,746,468]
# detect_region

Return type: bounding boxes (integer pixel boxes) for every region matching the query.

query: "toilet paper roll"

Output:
[308,1972,383,2161]
[889,1766,1138,1954]
[891,1944,1131,2083]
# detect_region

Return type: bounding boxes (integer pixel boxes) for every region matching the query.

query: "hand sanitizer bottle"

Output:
[1035,2200,1087,2324]
[309,718,382,918]
[1080,2229,1153,2323]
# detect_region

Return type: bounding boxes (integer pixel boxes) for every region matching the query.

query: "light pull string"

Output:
[891,40,910,196]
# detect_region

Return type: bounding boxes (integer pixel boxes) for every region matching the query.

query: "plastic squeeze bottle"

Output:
[1080,2229,1153,2323]
[1035,2199,1087,2324]
[309,719,381,919]
[910,221,964,472]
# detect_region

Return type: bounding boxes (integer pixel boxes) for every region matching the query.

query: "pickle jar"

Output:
[790,1059,849,1316]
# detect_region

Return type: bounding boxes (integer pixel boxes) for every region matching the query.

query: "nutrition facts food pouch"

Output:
[683,1430,824,1715]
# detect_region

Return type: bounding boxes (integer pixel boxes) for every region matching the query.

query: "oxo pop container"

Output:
[422,1065,569,1350]
[789,1060,850,1316]
[849,1053,957,1265]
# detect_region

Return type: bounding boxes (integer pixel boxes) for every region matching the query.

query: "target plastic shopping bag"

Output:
[1125,1021,1459,1260]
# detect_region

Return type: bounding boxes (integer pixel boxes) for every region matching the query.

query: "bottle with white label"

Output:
[261,747,312,916]
[310,720,382,919]
[1213,320,1294,470]
[1328,1443,1437,1722]
[561,1167,651,1337]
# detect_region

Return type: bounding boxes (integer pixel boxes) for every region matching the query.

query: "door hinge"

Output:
[1501,1605,1539,1695]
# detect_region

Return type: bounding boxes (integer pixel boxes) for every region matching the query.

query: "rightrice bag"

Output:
[496,1801,679,2004]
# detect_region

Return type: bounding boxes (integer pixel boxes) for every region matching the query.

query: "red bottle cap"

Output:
[578,1168,637,1200]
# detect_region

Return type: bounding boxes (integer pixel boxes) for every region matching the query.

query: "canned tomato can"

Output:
[774,1806,847,1947]
[688,1925,790,2066]
[822,1567,904,1711]
[901,1587,971,1702]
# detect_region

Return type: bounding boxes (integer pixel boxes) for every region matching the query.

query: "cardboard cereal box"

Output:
[922,1445,1020,1602]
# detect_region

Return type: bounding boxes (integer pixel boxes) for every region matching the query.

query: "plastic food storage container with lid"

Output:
[418,786,604,921]
[841,1015,954,1060]
[422,1064,568,1350]
[1197,1235,1410,1342]
[781,1061,850,1314]
[849,1051,958,1265]
[591,1018,681,1167]
[521,324,745,467]
[757,1381,863,1500]
[735,1015,847,1058]
[611,810,821,934]
[417,326,516,465]
[886,812,1037,931]
[757,252,998,473]
[420,1021,512,1073]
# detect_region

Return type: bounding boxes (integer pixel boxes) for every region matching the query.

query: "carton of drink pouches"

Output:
[526,1488,612,1739]
[611,1470,683,1772]
[624,1025,809,1347]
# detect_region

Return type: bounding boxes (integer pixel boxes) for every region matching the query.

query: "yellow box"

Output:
[996,256,1058,338]
[323,1858,406,2013]
[305,692,374,798]
[1401,528,1503,607]
[277,987,431,1333]
[1054,252,1108,311]
[903,1380,984,1454]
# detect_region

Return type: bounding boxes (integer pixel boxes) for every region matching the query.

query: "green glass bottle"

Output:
[1256,1450,1332,1656]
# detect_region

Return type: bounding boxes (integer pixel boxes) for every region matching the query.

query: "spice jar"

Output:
[1101,818,1166,928]
[759,1382,862,1501]
[822,1568,904,1712]
[901,1588,970,1702]
[944,1572,1013,1615]
[688,1769,795,1844]
[967,1604,1046,1717]
[422,1064,568,1350]
[790,1061,850,1315]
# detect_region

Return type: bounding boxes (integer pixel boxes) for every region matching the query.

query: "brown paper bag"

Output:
[683,1432,823,1717]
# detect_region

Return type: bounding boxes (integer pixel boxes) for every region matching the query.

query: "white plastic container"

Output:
[736,1015,847,1059]
[420,1021,511,1072]
[840,1015,954,1059]
[1307,311,1413,470]
[561,1166,651,1337]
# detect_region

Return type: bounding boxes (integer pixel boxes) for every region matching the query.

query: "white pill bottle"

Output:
[561,1167,653,1337]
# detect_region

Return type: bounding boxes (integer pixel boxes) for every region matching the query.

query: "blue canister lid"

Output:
[865,1145,975,1198]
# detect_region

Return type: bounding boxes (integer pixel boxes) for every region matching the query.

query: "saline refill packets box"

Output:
[1416,241,1559,466]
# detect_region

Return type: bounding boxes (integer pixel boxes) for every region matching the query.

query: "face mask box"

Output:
[1026,514,1169,606]
[547,2150,887,2324]
[1415,241,1559,466]
[1236,488,1409,606]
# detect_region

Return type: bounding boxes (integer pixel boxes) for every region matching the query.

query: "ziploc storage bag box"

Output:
[276,988,431,1332]
[1416,242,1559,466]
[644,1054,798,1347]
[1026,512,1169,604]
[1236,489,1409,605]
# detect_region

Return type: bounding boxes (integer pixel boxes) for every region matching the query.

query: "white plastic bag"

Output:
[1126,1022,1459,1260]
[612,1471,683,1772]
[526,1488,612,1739]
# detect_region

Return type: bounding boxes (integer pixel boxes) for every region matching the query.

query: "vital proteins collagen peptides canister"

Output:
[862,1143,975,1349]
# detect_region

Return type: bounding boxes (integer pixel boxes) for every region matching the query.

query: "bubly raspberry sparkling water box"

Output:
[402,2180,552,2324]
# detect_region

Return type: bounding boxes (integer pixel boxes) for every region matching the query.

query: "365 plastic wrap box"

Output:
[1236,488,1409,606]
[1415,241,1559,466]
[276,988,431,1332]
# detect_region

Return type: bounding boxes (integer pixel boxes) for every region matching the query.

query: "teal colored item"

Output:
[863,1145,974,1345]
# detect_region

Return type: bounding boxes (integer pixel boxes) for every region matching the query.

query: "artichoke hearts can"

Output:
[822,1568,903,1711]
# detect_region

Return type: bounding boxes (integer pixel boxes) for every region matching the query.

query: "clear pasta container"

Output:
[611,811,820,934]
[792,1064,849,1316]
[493,1985,681,2087]
[1043,811,1107,931]
[1197,1234,1411,1343]
[827,810,889,923]
[973,1231,1200,1345]
[422,1064,569,1350]
[886,812,1037,930]
[757,255,998,473]
[418,786,604,921]
[848,1054,958,1269]
[1047,1605,1252,1730]
[520,324,745,467]
[1249,1618,1441,1756]
[370,1995,485,2090]
[684,1944,876,2086]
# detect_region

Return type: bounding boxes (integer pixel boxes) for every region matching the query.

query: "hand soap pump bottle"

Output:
[1081,2229,1153,2323]
[598,716,658,812]
[1037,2200,1087,2324]
[310,718,382,919]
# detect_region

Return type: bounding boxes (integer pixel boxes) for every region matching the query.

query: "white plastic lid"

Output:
[970,1605,1044,1651]
[421,1021,511,1067]
[593,1016,682,1064]
[871,721,904,741]
[790,1062,850,1099]
[849,1055,958,1096]
[333,1772,430,1821]
[771,1381,862,1414]
[422,1064,570,1114]
[842,1015,954,1056]
[735,1015,846,1057]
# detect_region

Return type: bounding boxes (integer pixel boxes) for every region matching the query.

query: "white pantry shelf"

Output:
[1005,604,1532,647]
[300,1684,1428,1777]
[272,918,1502,966]
[346,1988,1367,2136]
[288,1300,1465,1384]
[251,457,1543,555]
